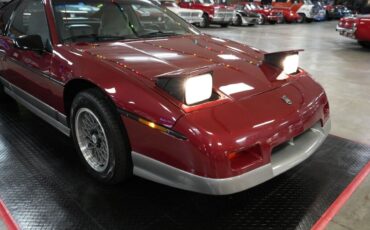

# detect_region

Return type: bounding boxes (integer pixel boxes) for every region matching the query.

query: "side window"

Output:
[0,0,19,34]
[7,0,50,46]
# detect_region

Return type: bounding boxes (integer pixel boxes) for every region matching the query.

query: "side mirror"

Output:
[14,35,44,52]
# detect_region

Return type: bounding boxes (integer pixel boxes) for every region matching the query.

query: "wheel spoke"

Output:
[75,108,109,173]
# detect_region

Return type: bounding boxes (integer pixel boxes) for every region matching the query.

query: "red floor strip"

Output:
[311,161,370,230]
[0,199,18,230]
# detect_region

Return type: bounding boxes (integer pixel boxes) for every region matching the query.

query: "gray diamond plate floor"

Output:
[0,97,369,230]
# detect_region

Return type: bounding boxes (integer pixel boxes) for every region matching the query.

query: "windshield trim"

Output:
[51,0,200,45]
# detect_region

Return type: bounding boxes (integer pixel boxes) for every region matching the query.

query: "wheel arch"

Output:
[63,79,115,121]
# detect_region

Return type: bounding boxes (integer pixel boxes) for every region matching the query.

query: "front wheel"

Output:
[257,16,265,25]
[70,88,132,184]
[233,15,242,26]
[306,17,313,23]
[297,14,305,23]
[199,14,210,28]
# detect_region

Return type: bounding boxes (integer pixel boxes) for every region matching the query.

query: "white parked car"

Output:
[160,0,204,26]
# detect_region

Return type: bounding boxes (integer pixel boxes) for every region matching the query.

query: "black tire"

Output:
[278,17,285,24]
[359,41,370,48]
[70,88,132,184]
[306,17,313,23]
[199,14,210,28]
[233,15,242,26]
[298,13,305,23]
[221,23,229,28]
[326,11,332,21]
[258,16,265,25]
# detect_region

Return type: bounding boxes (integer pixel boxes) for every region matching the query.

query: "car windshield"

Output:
[196,0,215,4]
[235,4,244,10]
[52,0,199,43]
[248,3,260,10]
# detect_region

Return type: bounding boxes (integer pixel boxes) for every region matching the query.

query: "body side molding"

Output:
[0,76,70,136]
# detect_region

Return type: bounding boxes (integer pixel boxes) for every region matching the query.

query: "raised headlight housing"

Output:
[156,73,216,106]
[264,50,302,75]
[184,74,213,105]
[282,54,299,75]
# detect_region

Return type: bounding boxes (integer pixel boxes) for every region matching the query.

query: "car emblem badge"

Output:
[281,95,293,105]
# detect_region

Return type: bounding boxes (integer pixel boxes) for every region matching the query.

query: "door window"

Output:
[7,0,51,47]
[0,0,19,34]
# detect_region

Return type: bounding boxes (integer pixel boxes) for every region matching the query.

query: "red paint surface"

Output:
[0,200,18,230]
[311,161,370,230]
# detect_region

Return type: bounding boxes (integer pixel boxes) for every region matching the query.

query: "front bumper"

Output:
[133,119,331,195]
[336,25,357,39]
[212,13,234,24]
[267,15,283,22]
[241,16,260,25]
[183,17,204,24]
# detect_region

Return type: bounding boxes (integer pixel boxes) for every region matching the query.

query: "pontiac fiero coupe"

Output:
[0,0,330,195]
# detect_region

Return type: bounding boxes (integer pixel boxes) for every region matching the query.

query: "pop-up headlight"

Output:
[264,50,302,75]
[184,74,213,105]
[282,54,299,75]
[156,73,215,106]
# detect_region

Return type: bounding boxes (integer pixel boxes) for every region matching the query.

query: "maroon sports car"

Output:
[0,0,330,195]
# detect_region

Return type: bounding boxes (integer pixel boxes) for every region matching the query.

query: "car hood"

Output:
[167,7,203,14]
[72,34,290,100]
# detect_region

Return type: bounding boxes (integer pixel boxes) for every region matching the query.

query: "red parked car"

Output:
[178,0,235,27]
[270,5,303,23]
[336,15,370,48]
[245,2,284,24]
[0,0,330,195]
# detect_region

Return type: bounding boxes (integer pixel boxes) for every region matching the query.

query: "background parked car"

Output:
[178,0,235,27]
[312,2,327,21]
[327,5,353,19]
[268,4,303,23]
[272,0,317,23]
[232,3,263,26]
[160,0,204,26]
[245,2,284,24]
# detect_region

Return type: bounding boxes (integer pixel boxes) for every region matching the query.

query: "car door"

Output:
[0,0,19,75]
[0,0,55,106]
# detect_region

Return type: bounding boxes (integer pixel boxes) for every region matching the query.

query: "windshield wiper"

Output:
[95,35,130,41]
[139,31,180,38]
[62,34,99,42]
[62,34,129,43]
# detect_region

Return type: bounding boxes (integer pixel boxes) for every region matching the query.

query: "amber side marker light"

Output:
[227,152,239,160]
[118,109,187,141]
